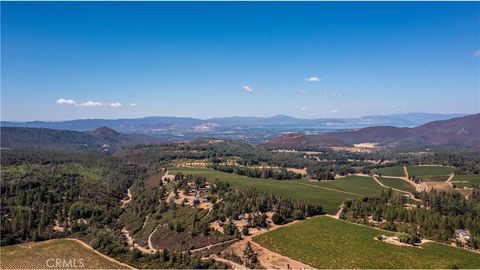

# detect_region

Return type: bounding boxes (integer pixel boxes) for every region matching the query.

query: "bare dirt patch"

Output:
[216,213,315,269]
[424,181,453,192]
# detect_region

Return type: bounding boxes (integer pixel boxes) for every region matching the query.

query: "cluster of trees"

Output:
[208,182,323,224]
[341,188,480,249]
[395,232,421,245]
[243,242,262,269]
[211,164,302,180]
[306,164,335,180]
[174,173,207,189]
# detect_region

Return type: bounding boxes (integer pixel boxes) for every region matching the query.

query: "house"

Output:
[454,229,470,241]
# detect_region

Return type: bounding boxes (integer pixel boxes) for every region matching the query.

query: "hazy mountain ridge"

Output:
[1,113,466,133]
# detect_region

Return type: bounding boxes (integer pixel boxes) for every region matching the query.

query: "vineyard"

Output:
[0,239,128,269]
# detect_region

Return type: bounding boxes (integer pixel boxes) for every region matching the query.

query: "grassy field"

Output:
[253,217,480,269]
[302,176,386,197]
[373,166,405,177]
[169,168,367,214]
[453,174,480,188]
[377,177,417,193]
[0,239,127,269]
[407,166,455,176]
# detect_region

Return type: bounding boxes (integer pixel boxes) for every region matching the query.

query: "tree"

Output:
[223,220,236,236]
[242,226,249,236]
[272,213,285,225]
[292,209,304,220]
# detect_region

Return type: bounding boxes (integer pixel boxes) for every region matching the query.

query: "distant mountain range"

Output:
[1,113,479,150]
[0,112,466,135]
[264,113,480,148]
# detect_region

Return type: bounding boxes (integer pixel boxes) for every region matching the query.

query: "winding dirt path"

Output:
[147,226,159,251]
[190,238,239,253]
[65,238,136,269]
[210,255,246,269]
[121,188,133,208]
[122,228,155,254]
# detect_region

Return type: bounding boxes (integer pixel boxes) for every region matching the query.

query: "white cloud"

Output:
[55,98,128,108]
[474,50,480,57]
[107,102,122,107]
[330,109,339,113]
[78,101,103,107]
[56,98,76,105]
[305,76,321,82]
[129,103,137,106]
[301,107,308,111]
[242,85,253,93]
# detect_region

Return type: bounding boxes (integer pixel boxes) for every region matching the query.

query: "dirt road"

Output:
[121,188,133,208]
[147,225,159,251]
[372,175,421,203]
[65,238,136,269]
[326,204,344,219]
[122,228,155,254]
[403,166,409,178]
[190,238,239,253]
[210,255,246,269]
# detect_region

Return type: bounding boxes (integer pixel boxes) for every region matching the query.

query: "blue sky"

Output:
[1,2,479,121]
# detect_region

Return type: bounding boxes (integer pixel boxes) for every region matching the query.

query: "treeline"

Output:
[211,165,302,180]
[341,188,480,249]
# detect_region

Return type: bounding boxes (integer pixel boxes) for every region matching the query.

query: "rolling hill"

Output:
[264,113,480,148]
[0,126,163,151]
